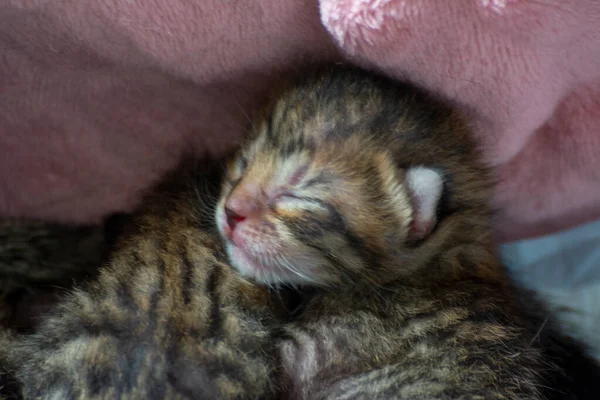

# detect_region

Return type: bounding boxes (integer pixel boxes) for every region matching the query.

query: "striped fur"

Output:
[218,65,599,399]
[1,160,286,399]
[0,219,108,289]
[1,64,597,400]
[0,217,125,334]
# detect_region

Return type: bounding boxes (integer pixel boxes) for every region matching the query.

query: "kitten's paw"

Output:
[279,330,322,393]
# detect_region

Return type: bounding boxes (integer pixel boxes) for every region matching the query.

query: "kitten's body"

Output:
[0,219,115,397]
[216,65,599,399]
[282,275,551,399]
[0,219,109,290]
[1,161,285,399]
[0,217,123,333]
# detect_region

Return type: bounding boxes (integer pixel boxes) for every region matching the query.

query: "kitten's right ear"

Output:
[405,167,444,241]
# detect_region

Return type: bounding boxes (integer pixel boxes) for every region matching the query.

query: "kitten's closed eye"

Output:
[273,196,329,216]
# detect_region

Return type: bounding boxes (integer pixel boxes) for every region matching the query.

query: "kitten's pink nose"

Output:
[224,207,246,230]
[224,183,264,231]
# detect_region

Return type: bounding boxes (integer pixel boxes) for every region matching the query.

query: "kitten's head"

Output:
[216,65,496,288]
[216,123,444,288]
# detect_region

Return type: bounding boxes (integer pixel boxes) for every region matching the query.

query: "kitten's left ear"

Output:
[405,167,444,241]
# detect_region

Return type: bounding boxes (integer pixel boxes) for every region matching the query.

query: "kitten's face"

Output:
[216,121,438,287]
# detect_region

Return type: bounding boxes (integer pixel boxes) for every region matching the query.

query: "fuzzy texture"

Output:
[1,1,600,242]
[0,160,286,400]
[218,64,600,399]
[0,217,124,333]
[1,64,599,399]
[0,220,106,289]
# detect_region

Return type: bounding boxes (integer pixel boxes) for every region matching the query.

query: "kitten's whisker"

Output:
[192,185,222,223]
[277,255,320,285]
[233,99,253,125]
[529,315,550,346]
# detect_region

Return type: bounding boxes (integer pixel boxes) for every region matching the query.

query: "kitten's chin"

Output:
[225,243,320,287]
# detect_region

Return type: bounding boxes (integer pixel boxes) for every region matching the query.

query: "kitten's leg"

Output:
[279,300,545,400]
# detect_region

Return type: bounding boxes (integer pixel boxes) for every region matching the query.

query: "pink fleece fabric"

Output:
[1,0,599,242]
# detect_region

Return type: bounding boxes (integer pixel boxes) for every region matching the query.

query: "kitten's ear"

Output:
[405,167,444,241]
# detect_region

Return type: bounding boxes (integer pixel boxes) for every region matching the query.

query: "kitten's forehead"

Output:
[247,121,317,161]
[246,116,387,181]
[242,95,395,190]
[250,93,342,147]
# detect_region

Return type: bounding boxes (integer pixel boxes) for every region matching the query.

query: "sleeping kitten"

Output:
[216,64,600,399]
[0,160,287,399]
[0,217,125,332]
[0,219,110,289]
[0,218,116,397]
[2,64,597,399]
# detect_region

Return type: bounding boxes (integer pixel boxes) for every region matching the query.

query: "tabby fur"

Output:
[0,160,286,399]
[217,64,599,399]
[0,219,110,290]
[1,64,598,400]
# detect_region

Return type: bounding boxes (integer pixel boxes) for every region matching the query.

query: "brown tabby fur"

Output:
[0,218,119,333]
[0,161,287,399]
[0,219,108,289]
[1,64,597,400]
[217,65,599,399]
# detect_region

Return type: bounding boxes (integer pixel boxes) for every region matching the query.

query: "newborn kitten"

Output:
[0,218,116,397]
[1,160,286,399]
[0,217,124,332]
[216,64,599,399]
[3,64,596,399]
[0,219,111,289]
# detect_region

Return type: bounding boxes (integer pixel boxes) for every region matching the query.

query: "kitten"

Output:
[216,64,600,399]
[3,64,597,400]
[0,218,119,397]
[0,219,110,289]
[0,160,287,399]
[0,217,124,332]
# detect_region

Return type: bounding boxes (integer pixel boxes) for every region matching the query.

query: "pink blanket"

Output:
[2,0,599,242]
